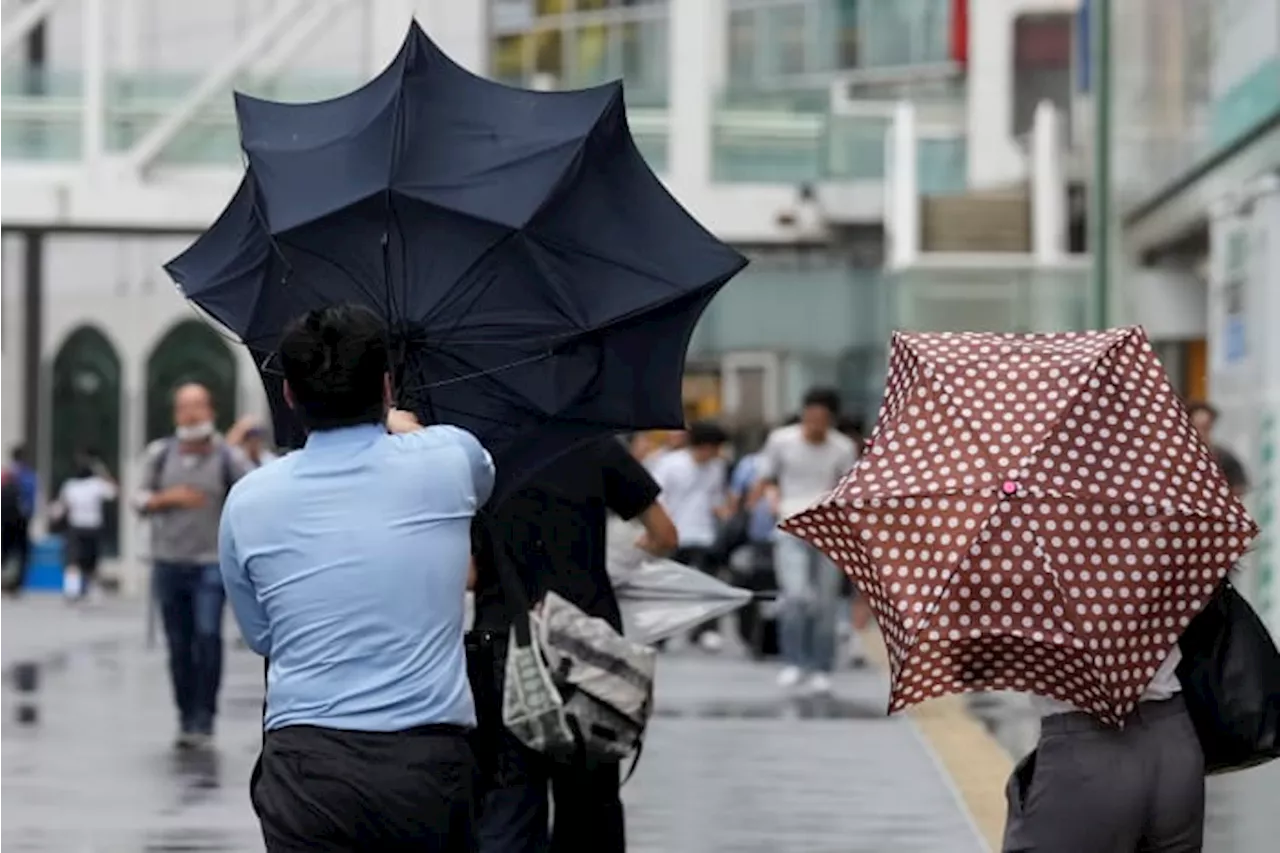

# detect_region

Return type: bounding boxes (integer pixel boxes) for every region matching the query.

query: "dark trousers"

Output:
[1002,696,1205,852]
[67,528,102,596]
[252,724,477,853]
[467,633,625,853]
[153,562,225,734]
[2,516,31,592]
[674,545,717,641]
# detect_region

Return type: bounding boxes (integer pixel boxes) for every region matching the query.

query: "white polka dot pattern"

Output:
[780,327,1259,726]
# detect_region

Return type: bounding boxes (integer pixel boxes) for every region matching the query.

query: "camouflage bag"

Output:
[503,591,656,767]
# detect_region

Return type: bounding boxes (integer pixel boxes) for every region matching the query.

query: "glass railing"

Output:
[916,134,967,195]
[1,67,968,192]
[688,263,886,358]
[886,263,1092,334]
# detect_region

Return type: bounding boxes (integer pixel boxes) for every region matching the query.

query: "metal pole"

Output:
[1090,0,1111,328]
[21,6,46,471]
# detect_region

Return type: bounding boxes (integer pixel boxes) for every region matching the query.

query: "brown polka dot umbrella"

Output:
[780,327,1258,725]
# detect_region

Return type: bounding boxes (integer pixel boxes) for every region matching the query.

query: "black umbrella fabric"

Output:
[165,22,745,499]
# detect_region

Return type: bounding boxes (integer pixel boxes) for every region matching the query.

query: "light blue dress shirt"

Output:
[218,423,494,732]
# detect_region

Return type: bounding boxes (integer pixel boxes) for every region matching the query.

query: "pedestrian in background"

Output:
[135,382,251,749]
[470,435,676,853]
[751,388,857,695]
[50,450,117,601]
[650,421,733,651]
[2,445,38,595]
[1188,401,1249,498]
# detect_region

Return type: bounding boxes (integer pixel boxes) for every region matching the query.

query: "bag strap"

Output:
[149,439,175,493]
[477,510,535,649]
[218,442,236,494]
[621,738,644,786]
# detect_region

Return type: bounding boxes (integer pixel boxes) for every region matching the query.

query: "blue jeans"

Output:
[153,562,226,734]
[773,533,843,674]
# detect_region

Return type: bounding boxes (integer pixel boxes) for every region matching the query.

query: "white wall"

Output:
[966,0,1080,189]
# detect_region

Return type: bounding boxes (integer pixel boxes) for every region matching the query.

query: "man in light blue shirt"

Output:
[220,304,493,852]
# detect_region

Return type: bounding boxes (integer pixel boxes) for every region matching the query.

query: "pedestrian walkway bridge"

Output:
[0,0,970,238]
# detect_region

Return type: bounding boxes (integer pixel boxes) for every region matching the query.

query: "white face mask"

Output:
[175,421,215,443]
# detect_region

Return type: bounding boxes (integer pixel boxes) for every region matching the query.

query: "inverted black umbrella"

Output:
[165,22,745,500]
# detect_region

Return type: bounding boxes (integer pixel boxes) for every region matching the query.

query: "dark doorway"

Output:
[51,325,123,556]
[145,320,238,444]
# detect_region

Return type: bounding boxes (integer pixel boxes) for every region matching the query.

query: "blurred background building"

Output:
[0,0,1276,629]
[1107,0,1279,630]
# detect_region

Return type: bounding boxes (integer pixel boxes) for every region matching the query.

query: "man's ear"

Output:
[283,380,295,410]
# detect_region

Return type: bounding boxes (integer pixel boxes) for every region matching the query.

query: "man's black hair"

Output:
[279,304,388,431]
[801,386,842,416]
[10,445,27,463]
[688,421,728,448]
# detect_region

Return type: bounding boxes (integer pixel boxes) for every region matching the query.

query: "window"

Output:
[728,9,757,81]
[489,0,669,102]
[771,5,808,76]
[1011,13,1072,138]
[835,0,859,69]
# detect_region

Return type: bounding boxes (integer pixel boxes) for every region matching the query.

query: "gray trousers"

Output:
[1002,696,1205,853]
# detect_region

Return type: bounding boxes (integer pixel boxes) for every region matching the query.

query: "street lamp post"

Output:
[1090,0,1111,329]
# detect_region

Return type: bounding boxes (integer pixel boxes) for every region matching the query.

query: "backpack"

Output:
[147,438,237,495]
[1,471,21,523]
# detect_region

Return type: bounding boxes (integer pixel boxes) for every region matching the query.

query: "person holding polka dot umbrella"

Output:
[780,326,1259,853]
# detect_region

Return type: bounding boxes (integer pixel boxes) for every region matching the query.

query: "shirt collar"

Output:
[304,423,386,451]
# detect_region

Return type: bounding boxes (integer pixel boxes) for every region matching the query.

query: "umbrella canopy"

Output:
[165,21,745,499]
[781,326,1258,725]
[610,558,754,646]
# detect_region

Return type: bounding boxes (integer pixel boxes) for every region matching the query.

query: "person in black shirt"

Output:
[469,435,676,853]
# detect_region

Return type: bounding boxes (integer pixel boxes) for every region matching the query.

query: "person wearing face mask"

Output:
[135,382,252,749]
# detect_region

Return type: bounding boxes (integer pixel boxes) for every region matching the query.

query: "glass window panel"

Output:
[728,9,757,83]
[536,0,570,17]
[533,27,564,80]
[568,23,612,85]
[621,18,668,105]
[494,35,527,85]
[837,0,860,69]
[771,4,808,76]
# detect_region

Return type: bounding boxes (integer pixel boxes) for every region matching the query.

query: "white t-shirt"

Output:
[757,424,858,518]
[1033,645,1182,717]
[58,476,117,530]
[650,448,728,549]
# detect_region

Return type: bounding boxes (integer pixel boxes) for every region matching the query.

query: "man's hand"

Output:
[149,485,207,512]
[386,408,422,435]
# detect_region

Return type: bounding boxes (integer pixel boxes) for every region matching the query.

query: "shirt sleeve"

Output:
[414,422,494,504]
[756,432,782,482]
[434,425,495,507]
[600,439,661,521]
[96,477,118,502]
[218,506,271,656]
[226,445,255,483]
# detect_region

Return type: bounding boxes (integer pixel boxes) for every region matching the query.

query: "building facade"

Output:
[2,0,1087,585]
[1106,0,1280,640]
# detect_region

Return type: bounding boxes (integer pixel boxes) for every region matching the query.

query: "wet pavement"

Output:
[1,598,988,852]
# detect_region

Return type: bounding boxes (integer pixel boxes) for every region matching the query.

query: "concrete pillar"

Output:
[1031,100,1066,264]
[413,0,488,73]
[887,100,920,270]
[668,0,726,191]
